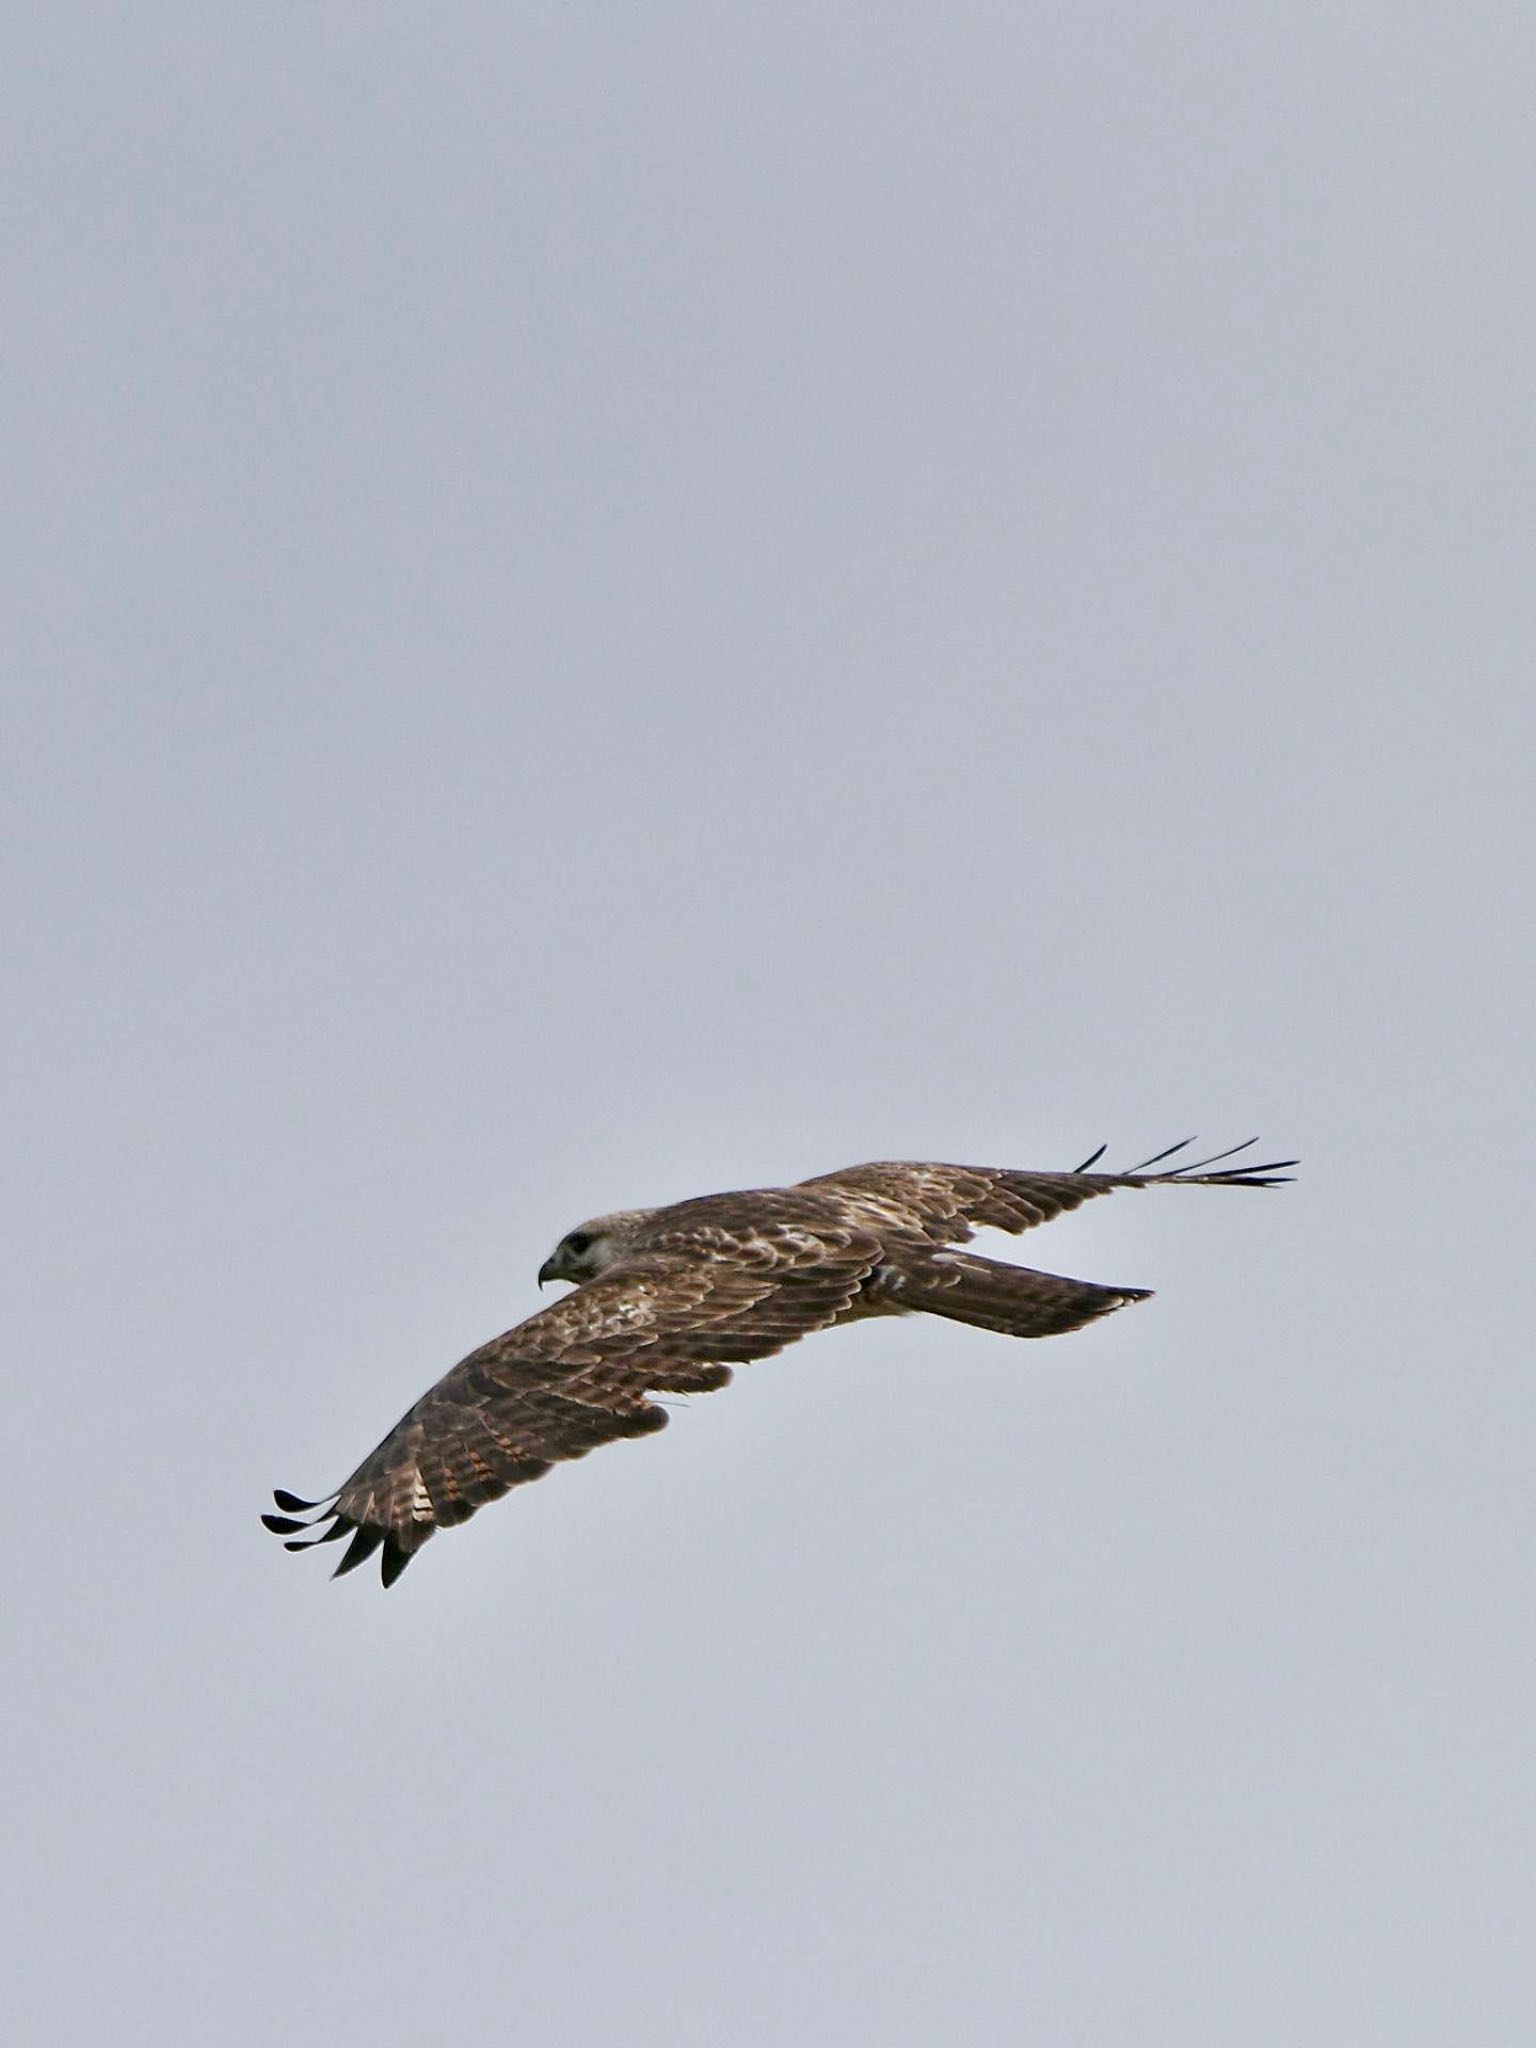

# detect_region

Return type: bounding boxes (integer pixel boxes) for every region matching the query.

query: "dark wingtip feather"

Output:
[1073,1142,1108,1172]
[1173,1137,1258,1174]
[1126,1137,1197,1174]
[379,1536,412,1588]
[283,1520,349,1552]
[273,1488,335,1514]
[261,1513,308,1535]
[1197,1156,1298,1186]
[331,1523,386,1579]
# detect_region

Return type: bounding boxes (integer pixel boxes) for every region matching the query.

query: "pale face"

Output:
[536,1211,646,1288]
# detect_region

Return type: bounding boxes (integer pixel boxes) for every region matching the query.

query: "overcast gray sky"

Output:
[6,5,1533,2043]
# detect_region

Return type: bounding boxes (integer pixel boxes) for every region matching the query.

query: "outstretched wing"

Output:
[800,1138,1296,1247]
[264,1221,882,1587]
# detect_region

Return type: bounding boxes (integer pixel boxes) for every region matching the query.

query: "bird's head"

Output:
[537,1209,655,1288]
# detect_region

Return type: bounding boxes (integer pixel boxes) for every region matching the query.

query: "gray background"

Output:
[6,5,1532,2043]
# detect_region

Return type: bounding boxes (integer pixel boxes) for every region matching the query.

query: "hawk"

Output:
[264,1138,1293,1586]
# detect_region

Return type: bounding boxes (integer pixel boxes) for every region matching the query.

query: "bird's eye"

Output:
[566,1232,591,1256]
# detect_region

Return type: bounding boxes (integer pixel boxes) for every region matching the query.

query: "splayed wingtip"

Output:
[273,1488,337,1515]
[1125,1136,1198,1174]
[331,1522,386,1579]
[283,1520,349,1552]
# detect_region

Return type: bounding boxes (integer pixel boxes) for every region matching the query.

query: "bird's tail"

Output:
[890,1251,1151,1339]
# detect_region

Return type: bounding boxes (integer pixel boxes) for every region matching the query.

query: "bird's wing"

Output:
[799,1138,1296,1246]
[264,1220,882,1586]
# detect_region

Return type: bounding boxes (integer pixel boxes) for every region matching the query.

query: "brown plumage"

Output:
[264,1138,1294,1586]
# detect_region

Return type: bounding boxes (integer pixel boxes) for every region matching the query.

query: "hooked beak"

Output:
[537,1257,560,1290]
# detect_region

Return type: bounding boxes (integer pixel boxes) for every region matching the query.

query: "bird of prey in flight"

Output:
[264,1138,1293,1586]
